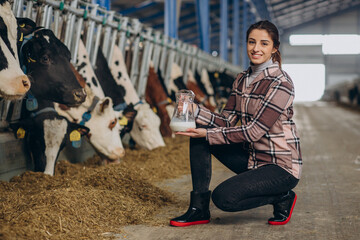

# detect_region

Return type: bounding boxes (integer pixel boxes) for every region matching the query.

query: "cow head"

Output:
[0,2,34,99]
[86,97,125,163]
[56,86,125,163]
[130,103,165,150]
[20,28,86,105]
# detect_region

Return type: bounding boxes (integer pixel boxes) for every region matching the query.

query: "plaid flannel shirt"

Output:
[195,62,302,179]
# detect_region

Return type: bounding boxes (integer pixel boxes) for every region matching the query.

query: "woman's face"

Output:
[247,29,277,65]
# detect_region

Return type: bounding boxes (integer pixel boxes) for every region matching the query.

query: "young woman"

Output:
[170,20,302,227]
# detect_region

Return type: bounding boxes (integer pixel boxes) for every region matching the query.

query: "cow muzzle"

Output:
[16,75,31,94]
[72,88,87,103]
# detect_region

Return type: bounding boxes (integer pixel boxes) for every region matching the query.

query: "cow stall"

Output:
[1,0,242,180]
[0,0,245,238]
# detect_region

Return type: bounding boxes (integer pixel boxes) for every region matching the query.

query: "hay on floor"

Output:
[0,136,191,240]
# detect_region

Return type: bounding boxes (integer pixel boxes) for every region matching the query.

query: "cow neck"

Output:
[79,96,100,126]
[79,95,100,126]
[29,98,57,118]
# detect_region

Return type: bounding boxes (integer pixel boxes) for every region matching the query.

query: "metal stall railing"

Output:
[0,0,243,130]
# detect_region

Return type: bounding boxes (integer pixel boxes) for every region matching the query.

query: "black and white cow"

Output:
[13,28,88,175]
[14,98,89,175]
[0,0,34,99]
[108,45,165,150]
[75,41,137,138]
[56,84,126,164]
[21,28,86,105]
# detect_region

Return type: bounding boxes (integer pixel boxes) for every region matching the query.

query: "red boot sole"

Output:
[268,193,297,225]
[170,219,210,227]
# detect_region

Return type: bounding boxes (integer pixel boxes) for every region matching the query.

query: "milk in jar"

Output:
[170,90,196,132]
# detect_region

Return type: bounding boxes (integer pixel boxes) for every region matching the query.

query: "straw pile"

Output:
[0,136,191,240]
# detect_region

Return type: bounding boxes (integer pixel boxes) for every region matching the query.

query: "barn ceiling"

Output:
[108,0,360,53]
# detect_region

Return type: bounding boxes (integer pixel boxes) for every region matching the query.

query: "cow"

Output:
[13,28,88,175]
[194,68,217,109]
[186,69,216,112]
[0,1,34,99]
[13,97,89,175]
[75,40,105,99]
[208,70,235,111]
[20,28,86,105]
[107,45,165,149]
[145,65,173,138]
[75,41,137,138]
[56,84,126,164]
[158,63,216,112]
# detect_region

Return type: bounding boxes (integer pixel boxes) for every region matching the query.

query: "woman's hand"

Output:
[175,128,206,138]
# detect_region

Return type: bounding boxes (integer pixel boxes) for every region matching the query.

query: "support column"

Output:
[220,0,228,61]
[165,0,178,38]
[242,0,249,69]
[232,0,240,65]
[195,0,210,53]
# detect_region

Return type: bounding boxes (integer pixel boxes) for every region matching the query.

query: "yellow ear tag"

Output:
[152,106,157,113]
[214,72,219,78]
[167,97,172,103]
[19,23,25,28]
[27,57,36,63]
[16,128,26,139]
[69,130,81,142]
[118,116,128,126]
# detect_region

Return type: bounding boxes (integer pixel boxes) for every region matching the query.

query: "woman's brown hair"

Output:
[246,20,281,68]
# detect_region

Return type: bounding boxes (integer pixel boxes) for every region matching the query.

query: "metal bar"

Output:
[91,23,103,67]
[102,10,115,60]
[182,44,191,84]
[159,35,168,78]
[174,39,182,64]
[220,0,228,61]
[129,19,142,86]
[137,28,153,98]
[25,0,33,18]
[40,5,49,27]
[107,29,117,65]
[190,46,198,75]
[71,17,83,64]
[152,31,162,71]
[165,0,178,38]
[195,0,210,53]
[45,6,53,29]
[16,0,24,17]
[84,4,98,56]
[164,38,176,89]
[53,10,60,37]
[242,0,248,69]
[232,0,239,65]
[117,17,129,55]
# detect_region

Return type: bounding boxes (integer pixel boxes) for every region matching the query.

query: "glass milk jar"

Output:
[170,90,196,132]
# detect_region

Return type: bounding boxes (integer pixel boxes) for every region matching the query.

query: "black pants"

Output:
[190,137,299,212]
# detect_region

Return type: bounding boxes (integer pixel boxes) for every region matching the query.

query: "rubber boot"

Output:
[268,190,297,225]
[170,191,211,227]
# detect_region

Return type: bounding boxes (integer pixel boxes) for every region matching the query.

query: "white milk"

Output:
[170,120,196,132]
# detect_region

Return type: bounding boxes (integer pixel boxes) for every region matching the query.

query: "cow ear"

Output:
[99,97,112,113]
[17,18,36,37]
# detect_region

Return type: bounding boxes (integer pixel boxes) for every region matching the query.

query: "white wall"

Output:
[280,8,360,89]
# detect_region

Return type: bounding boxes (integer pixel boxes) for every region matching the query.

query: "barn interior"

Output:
[0,0,359,240]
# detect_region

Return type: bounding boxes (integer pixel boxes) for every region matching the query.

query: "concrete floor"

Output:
[115,102,360,240]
